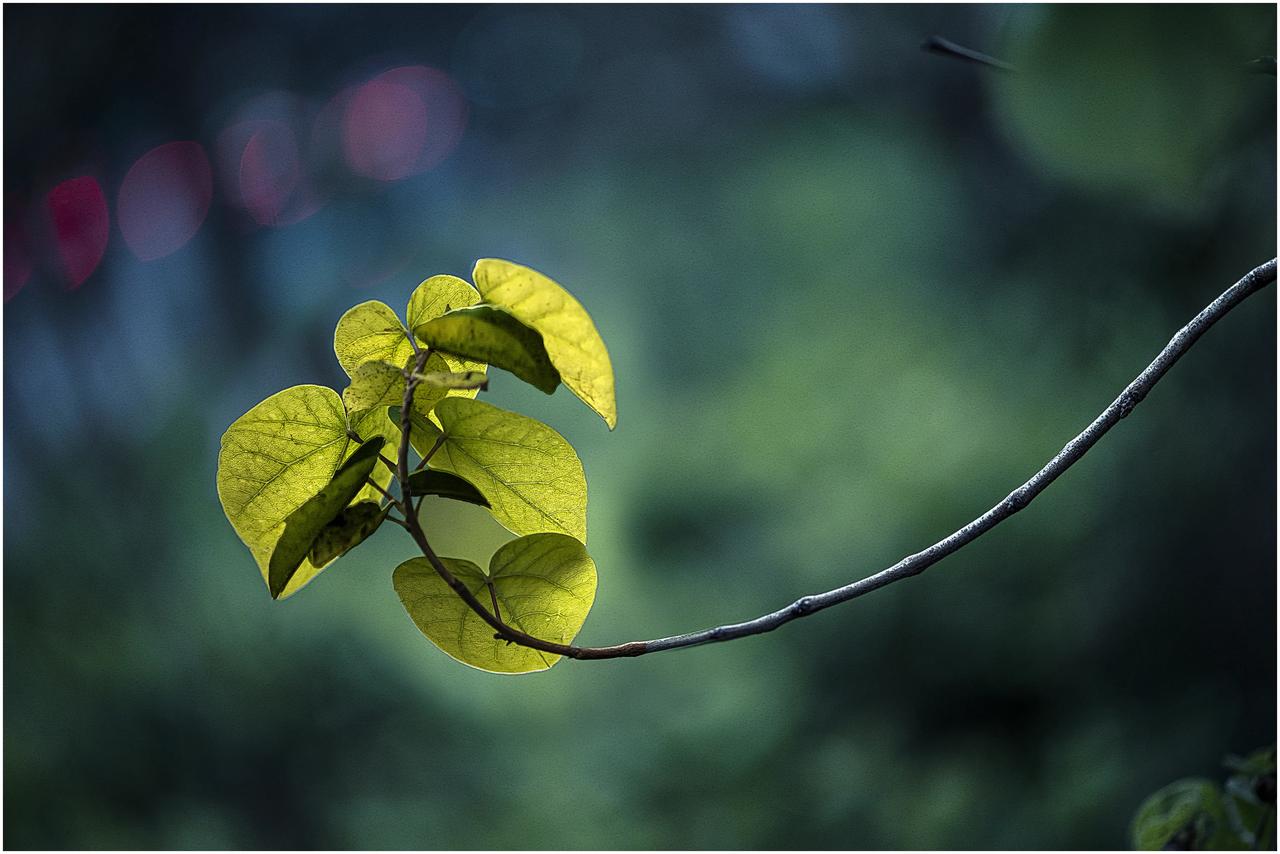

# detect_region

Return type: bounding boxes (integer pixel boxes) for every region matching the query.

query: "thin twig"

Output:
[1247,56,1277,76]
[402,258,1277,661]
[922,35,1015,72]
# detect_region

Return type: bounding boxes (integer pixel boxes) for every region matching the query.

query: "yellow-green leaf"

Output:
[472,258,617,428]
[407,274,483,331]
[388,404,444,460]
[347,405,399,506]
[393,533,597,673]
[1131,779,1227,850]
[343,353,451,425]
[342,360,405,413]
[268,436,387,598]
[333,300,415,378]
[406,469,490,507]
[406,274,487,401]
[414,305,560,394]
[217,385,350,599]
[430,397,587,542]
[309,500,389,567]
[417,370,489,391]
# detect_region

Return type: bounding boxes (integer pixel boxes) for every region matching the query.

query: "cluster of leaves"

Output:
[216,259,617,673]
[1130,746,1275,850]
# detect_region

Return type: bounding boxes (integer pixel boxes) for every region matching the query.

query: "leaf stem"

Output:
[404,324,421,356]
[414,433,447,473]
[365,477,396,504]
[486,580,504,624]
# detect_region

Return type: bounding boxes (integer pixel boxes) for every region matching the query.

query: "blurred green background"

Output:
[4,4,1275,849]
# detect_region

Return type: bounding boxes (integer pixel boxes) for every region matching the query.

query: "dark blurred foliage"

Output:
[4,4,1275,849]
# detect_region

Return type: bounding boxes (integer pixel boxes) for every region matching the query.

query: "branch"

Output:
[405,258,1277,662]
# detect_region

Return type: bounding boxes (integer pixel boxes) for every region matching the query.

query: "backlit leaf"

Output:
[393,533,597,673]
[430,397,587,542]
[472,258,617,428]
[416,370,489,391]
[343,353,451,424]
[347,405,399,506]
[1131,778,1228,850]
[406,469,490,507]
[388,404,444,460]
[414,305,559,394]
[406,274,487,400]
[217,385,350,599]
[334,280,487,446]
[342,360,405,413]
[268,436,387,598]
[310,500,389,567]
[333,300,415,377]
[407,274,483,331]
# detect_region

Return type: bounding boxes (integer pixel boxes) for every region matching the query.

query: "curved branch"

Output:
[409,258,1277,662]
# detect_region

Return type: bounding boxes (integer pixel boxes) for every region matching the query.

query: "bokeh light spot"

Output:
[217,90,326,228]
[239,122,301,226]
[118,141,213,261]
[47,176,109,289]
[375,66,468,171]
[342,79,429,181]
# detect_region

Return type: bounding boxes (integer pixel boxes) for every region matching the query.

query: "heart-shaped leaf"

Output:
[406,469,490,507]
[416,370,489,391]
[407,274,482,330]
[413,305,559,395]
[217,385,352,599]
[269,436,387,598]
[342,360,405,412]
[346,405,399,507]
[472,258,617,428]
[1131,778,1228,850]
[333,300,416,377]
[406,274,487,398]
[342,354,450,418]
[393,533,597,673]
[428,397,587,542]
[309,500,389,567]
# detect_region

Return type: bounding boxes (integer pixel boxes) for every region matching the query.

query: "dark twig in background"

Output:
[1246,56,1277,75]
[922,35,1015,72]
